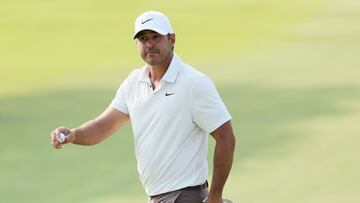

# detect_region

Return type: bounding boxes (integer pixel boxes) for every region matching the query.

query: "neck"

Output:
[148,52,173,83]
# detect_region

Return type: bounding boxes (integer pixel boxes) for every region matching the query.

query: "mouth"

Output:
[146,48,160,54]
[147,50,159,54]
[146,52,159,57]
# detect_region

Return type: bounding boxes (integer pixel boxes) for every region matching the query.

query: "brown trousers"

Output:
[148,185,208,203]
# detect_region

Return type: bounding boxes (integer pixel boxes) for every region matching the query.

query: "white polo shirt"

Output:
[111,53,231,196]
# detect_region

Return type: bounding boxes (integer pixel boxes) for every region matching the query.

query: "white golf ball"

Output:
[57,133,66,143]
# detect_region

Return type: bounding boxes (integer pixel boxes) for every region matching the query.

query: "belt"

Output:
[150,181,208,198]
[182,181,208,191]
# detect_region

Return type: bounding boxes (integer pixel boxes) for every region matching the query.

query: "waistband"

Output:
[150,181,208,198]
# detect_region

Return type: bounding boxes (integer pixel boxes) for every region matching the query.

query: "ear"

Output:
[168,33,176,45]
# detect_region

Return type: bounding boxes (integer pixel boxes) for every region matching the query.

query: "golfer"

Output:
[51,11,235,203]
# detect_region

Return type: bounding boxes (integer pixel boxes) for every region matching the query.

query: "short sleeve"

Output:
[191,76,232,133]
[110,76,129,115]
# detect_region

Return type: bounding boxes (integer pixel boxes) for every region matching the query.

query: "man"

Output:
[51,11,235,203]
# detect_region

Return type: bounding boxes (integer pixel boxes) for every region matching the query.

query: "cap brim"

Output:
[133,28,169,39]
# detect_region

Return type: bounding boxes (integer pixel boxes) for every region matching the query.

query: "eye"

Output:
[138,36,148,42]
[153,34,161,40]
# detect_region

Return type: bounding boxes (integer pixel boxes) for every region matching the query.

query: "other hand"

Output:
[50,127,75,149]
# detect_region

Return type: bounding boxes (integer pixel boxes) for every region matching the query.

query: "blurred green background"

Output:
[1,0,360,202]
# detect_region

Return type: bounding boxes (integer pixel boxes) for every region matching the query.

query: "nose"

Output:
[145,38,156,48]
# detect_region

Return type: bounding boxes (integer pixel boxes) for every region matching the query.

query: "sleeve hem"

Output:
[110,103,129,115]
[206,115,232,134]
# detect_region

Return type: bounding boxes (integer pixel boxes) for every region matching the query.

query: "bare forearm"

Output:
[209,138,235,199]
[71,118,110,145]
[71,107,129,146]
[51,107,129,149]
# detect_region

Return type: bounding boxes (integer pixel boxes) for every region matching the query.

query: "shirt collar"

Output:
[162,53,182,83]
[140,66,150,83]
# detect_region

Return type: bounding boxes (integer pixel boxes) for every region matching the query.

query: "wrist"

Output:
[205,196,223,203]
[207,192,222,201]
[69,128,77,143]
[208,186,223,198]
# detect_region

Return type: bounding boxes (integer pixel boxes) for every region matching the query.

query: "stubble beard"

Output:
[144,51,172,67]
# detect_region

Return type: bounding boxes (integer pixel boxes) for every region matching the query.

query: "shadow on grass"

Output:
[0,88,140,203]
[221,85,360,161]
[0,84,359,203]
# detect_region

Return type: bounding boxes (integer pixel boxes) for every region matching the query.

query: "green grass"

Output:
[1,0,360,202]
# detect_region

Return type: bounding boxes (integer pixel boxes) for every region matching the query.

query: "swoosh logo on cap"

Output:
[141,18,154,24]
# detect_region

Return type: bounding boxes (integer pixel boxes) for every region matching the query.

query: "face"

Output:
[136,30,175,66]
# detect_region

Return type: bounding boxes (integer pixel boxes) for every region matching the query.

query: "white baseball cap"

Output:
[133,11,174,39]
